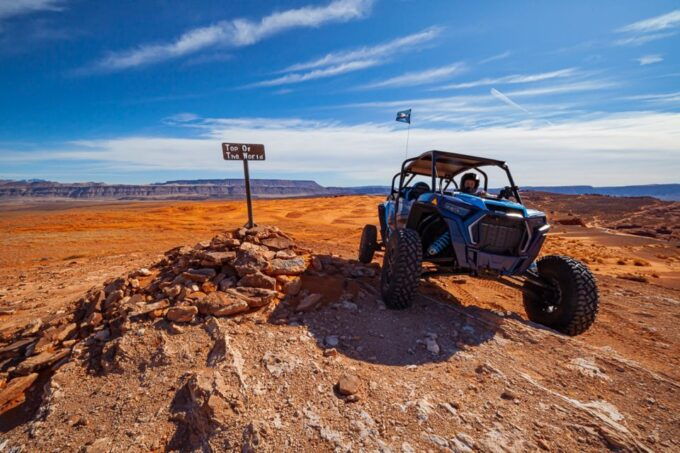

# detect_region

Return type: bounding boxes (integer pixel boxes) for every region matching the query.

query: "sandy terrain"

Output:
[1,194,679,451]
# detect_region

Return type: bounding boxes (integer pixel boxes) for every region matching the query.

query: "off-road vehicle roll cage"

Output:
[390,151,523,226]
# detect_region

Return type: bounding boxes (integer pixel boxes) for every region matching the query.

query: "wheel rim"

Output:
[539,277,562,316]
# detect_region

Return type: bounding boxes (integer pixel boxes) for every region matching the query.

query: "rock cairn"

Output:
[0,225,325,415]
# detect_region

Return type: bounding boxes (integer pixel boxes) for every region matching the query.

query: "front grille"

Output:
[471,215,527,255]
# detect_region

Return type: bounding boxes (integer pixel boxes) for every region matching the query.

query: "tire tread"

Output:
[381,229,422,309]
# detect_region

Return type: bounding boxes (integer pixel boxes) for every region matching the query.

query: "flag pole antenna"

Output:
[395,108,412,159]
[404,122,410,159]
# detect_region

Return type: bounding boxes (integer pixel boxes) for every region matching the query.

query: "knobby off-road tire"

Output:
[358,225,378,264]
[381,228,422,309]
[523,255,599,336]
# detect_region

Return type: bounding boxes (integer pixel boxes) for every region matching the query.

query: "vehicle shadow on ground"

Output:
[267,255,506,367]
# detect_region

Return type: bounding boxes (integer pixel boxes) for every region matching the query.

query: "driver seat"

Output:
[407,182,430,201]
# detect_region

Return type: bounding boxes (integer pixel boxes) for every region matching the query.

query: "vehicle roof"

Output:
[404,150,506,178]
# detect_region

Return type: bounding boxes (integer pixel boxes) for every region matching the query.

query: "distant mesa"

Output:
[0,178,389,200]
[0,179,678,201]
[522,184,680,201]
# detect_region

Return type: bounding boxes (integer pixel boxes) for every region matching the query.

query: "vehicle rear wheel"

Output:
[381,228,422,309]
[378,204,388,244]
[523,255,599,336]
[358,224,378,264]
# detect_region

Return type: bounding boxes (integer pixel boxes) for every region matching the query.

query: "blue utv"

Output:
[358,150,598,336]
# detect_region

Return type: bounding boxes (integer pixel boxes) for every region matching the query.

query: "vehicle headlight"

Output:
[527,216,548,231]
[442,203,471,217]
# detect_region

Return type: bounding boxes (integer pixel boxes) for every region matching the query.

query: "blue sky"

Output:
[0,0,679,186]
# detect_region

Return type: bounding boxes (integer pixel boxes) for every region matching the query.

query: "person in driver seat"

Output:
[460,172,485,196]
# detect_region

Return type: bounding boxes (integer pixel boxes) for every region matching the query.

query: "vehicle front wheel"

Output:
[523,255,599,335]
[381,228,422,309]
[358,224,378,264]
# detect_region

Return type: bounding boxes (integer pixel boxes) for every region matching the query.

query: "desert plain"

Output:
[0,193,679,452]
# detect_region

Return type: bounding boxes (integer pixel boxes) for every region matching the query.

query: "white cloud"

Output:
[247,59,381,87]
[358,62,466,89]
[83,0,373,73]
[0,0,63,21]
[637,54,663,65]
[613,31,677,46]
[435,68,577,90]
[614,10,680,46]
[625,91,680,103]
[281,26,442,72]
[163,112,200,124]
[248,26,442,88]
[505,80,618,97]
[479,51,511,64]
[617,9,680,33]
[4,112,679,186]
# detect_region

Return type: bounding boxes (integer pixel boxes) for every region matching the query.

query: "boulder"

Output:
[198,251,236,267]
[15,349,70,376]
[0,337,37,358]
[218,277,236,291]
[85,311,103,327]
[234,248,270,277]
[0,373,38,414]
[267,257,307,276]
[130,299,169,317]
[238,272,276,290]
[228,287,277,308]
[55,323,78,342]
[166,306,198,323]
[196,292,250,317]
[104,290,124,308]
[186,291,207,301]
[104,277,126,295]
[275,250,297,259]
[337,373,360,396]
[276,275,302,295]
[261,236,294,250]
[297,293,322,311]
[183,268,217,283]
[83,290,105,317]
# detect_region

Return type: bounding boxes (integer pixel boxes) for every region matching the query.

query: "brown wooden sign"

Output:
[222,143,266,161]
[221,142,265,228]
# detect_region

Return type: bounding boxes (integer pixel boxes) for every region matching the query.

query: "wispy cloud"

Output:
[626,91,680,103]
[358,62,466,89]
[282,26,442,72]
[637,54,663,65]
[0,0,64,22]
[434,68,577,90]
[613,31,677,46]
[163,112,200,124]
[80,0,373,73]
[617,9,680,33]
[247,59,380,87]
[614,9,680,46]
[505,80,618,97]
[479,51,511,64]
[247,27,442,87]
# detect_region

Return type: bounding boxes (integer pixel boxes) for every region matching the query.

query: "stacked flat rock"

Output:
[0,225,319,415]
[85,225,308,331]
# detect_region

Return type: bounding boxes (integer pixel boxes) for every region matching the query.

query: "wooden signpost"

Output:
[221,143,266,228]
